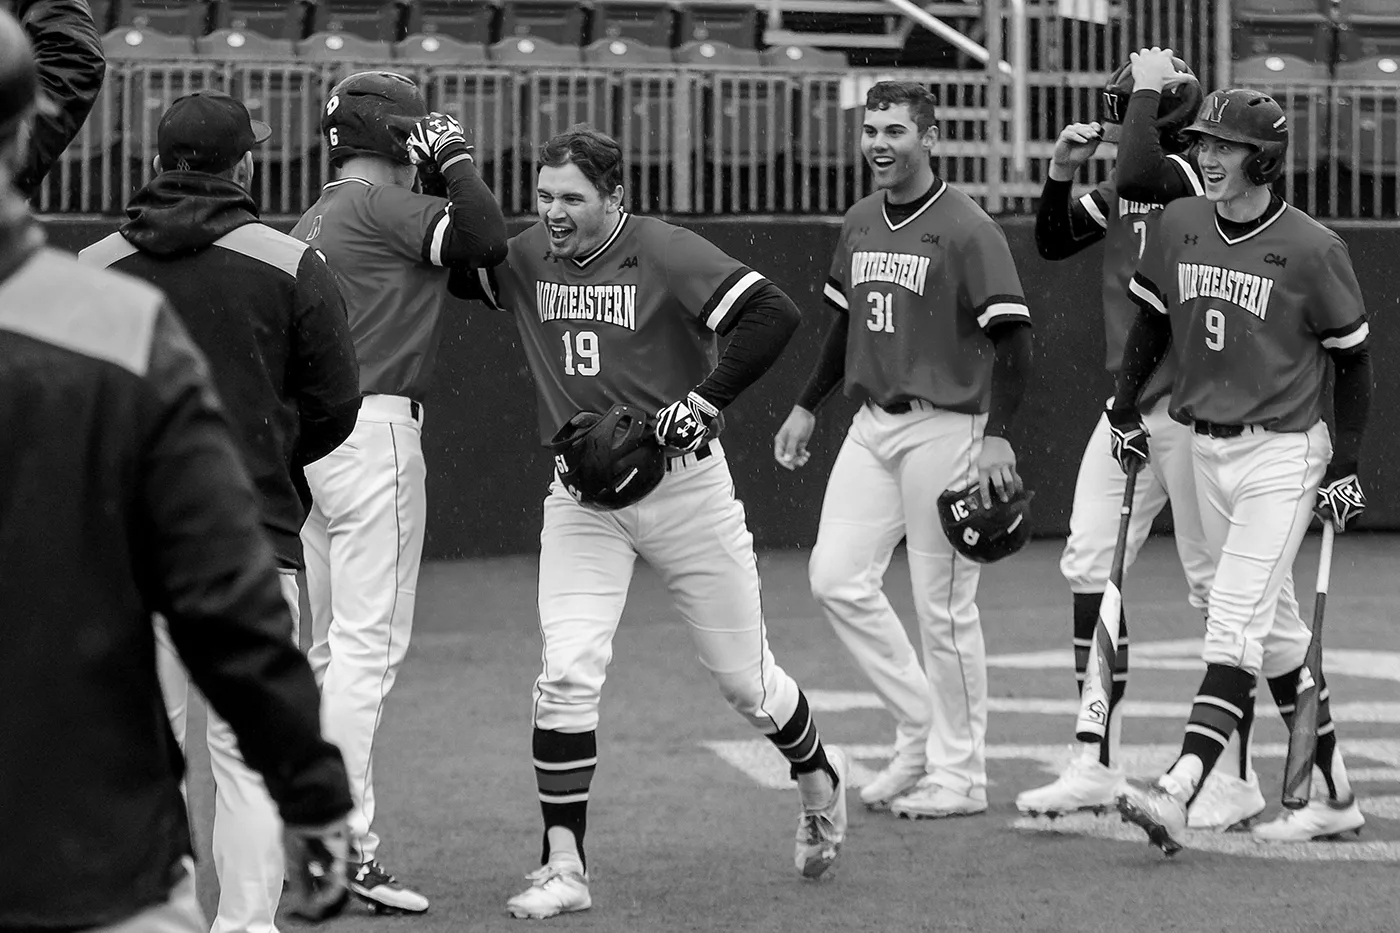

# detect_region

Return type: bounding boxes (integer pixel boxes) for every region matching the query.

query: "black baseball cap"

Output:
[157,90,272,173]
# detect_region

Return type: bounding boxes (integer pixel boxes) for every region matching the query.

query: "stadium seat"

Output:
[673,39,760,66]
[1337,25,1400,62]
[393,33,490,64]
[211,0,311,41]
[101,26,198,60]
[489,35,583,64]
[759,45,847,69]
[197,27,298,59]
[1233,0,1333,23]
[428,68,506,170]
[404,0,499,45]
[1337,0,1400,24]
[582,36,672,65]
[498,0,586,46]
[297,31,394,61]
[307,0,407,42]
[1334,56,1400,175]
[112,0,212,36]
[1231,20,1335,65]
[588,0,676,48]
[675,0,758,50]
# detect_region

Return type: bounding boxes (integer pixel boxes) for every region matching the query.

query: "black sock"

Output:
[533,727,596,870]
[1235,682,1258,779]
[1176,664,1255,791]
[769,691,836,785]
[1072,592,1128,767]
[1268,667,1341,798]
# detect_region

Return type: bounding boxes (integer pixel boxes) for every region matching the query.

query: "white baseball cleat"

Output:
[1116,776,1188,857]
[1252,796,1365,842]
[1186,769,1266,831]
[506,861,591,920]
[795,746,849,880]
[859,756,926,812]
[890,777,987,820]
[349,860,430,914]
[1015,747,1124,817]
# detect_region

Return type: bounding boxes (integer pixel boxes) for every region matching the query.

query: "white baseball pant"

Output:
[301,394,427,864]
[808,401,987,798]
[532,442,801,735]
[156,573,299,933]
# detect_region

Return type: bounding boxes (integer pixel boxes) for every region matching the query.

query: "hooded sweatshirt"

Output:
[80,172,361,569]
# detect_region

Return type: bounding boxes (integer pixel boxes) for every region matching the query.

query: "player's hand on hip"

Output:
[655,391,718,454]
[1130,46,1181,93]
[774,406,816,471]
[407,112,472,167]
[1105,408,1150,473]
[1050,123,1102,179]
[1315,467,1366,532]
[282,818,350,922]
[976,435,1021,507]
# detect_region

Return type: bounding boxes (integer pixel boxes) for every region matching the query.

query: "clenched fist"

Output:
[406,112,472,168]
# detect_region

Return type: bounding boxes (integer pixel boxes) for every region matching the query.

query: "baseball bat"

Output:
[1074,458,1142,743]
[1281,520,1335,810]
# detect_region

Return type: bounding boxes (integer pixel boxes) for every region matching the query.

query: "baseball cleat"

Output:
[859,756,926,812]
[506,861,591,920]
[1015,747,1124,817]
[795,746,848,879]
[1253,796,1365,842]
[1186,769,1266,831]
[1117,777,1188,857]
[349,859,430,914]
[890,778,987,820]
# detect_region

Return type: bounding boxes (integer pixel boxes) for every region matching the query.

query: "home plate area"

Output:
[704,638,1400,864]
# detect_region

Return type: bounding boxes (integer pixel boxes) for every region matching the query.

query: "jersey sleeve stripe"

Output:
[704,269,766,332]
[424,207,451,267]
[1166,153,1205,196]
[1128,273,1167,314]
[1321,319,1369,350]
[475,267,503,311]
[1080,191,1109,229]
[823,279,849,312]
[976,301,1031,330]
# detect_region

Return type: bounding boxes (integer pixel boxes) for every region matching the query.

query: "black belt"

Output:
[874,399,921,414]
[665,442,713,472]
[410,400,421,419]
[1193,420,1246,439]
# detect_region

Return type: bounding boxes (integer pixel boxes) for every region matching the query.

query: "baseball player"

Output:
[453,124,848,920]
[291,70,508,912]
[1111,88,1371,853]
[1020,51,1289,829]
[773,80,1032,819]
[78,89,361,933]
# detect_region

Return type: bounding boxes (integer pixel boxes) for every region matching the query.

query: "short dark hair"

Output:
[538,124,624,198]
[865,81,939,135]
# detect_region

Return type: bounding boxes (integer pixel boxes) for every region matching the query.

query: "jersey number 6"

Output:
[866,291,895,333]
[562,330,601,376]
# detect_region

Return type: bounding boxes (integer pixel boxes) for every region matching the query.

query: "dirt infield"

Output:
[181,535,1400,932]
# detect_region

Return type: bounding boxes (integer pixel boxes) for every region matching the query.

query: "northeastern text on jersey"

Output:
[537,281,638,330]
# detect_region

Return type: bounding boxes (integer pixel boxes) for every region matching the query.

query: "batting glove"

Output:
[282,818,350,922]
[406,112,473,168]
[655,391,718,453]
[1315,466,1365,531]
[1105,408,1150,473]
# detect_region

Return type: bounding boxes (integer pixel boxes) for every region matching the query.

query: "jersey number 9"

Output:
[866,291,895,333]
[1205,308,1225,351]
[562,330,601,376]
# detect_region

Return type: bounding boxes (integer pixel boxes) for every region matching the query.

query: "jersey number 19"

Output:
[562,330,601,376]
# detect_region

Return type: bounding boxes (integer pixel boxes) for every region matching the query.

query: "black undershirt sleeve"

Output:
[795,311,849,412]
[1111,307,1173,416]
[1034,178,1106,260]
[985,321,1033,439]
[1115,90,1197,203]
[693,281,801,410]
[1328,345,1372,476]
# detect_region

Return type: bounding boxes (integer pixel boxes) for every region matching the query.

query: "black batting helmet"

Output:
[322,71,427,166]
[937,484,1034,565]
[1182,87,1289,186]
[1100,57,1204,150]
[548,404,666,510]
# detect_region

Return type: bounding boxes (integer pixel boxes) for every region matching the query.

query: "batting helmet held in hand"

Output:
[1099,57,1204,149]
[549,404,666,510]
[1182,87,1289,186]
[937,484,1034,564]
[322,71,427,166]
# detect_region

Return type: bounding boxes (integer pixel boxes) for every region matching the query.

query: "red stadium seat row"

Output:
[94,0,773,52]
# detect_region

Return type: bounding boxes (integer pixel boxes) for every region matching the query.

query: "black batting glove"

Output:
[1315,462,1365,531]
[655,391,718,453]
[406,112,473,169]
[1105,405,1150,474]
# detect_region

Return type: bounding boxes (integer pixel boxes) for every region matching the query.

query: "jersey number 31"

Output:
[866,291,895,333]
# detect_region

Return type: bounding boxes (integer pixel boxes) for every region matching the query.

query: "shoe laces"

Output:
[526,861,584,886]
[798,811,834,845]
[355,860,396,886]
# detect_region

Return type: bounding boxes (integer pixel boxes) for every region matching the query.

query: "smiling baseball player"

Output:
[1110,88,1371,854]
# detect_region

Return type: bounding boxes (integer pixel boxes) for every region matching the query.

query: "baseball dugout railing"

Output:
[31,56,1400,219]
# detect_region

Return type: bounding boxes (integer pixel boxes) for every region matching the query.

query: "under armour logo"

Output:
[1184,234,1199,245]
[1264,253,1288,267]
[429,117,449,133]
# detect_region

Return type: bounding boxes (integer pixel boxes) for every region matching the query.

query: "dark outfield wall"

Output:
[41,217,1400,560]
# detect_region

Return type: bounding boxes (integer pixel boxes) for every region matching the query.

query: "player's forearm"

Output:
[14,0,104,197]
[985,321,1032,439]
[1034,178,1100,260]
[436,158,509,269]
[1111,307,1172,415]
[1329,345,1372,474]
[693,282,800,409]
[1115,90,1193,203]
[795,312,848,412]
